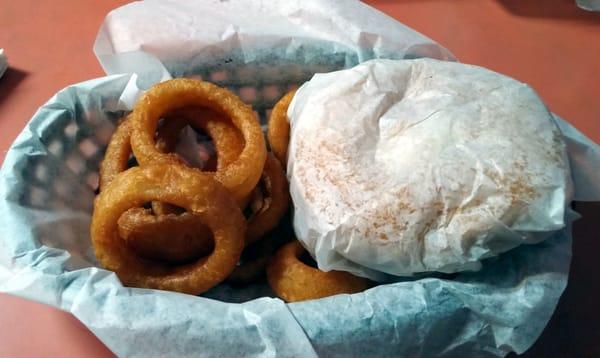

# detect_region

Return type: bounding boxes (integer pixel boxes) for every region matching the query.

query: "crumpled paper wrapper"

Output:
[287,58,577,280]
[0,0,599,356]
[93,0,455,96]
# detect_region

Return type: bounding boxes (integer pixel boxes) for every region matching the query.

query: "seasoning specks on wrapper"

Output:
[288,58,576,281]
[1,0,599,356]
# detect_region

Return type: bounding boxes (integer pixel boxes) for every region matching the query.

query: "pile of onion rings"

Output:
[92,78,369,300]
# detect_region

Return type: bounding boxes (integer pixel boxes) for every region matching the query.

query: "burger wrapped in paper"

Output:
[288,59,574,280]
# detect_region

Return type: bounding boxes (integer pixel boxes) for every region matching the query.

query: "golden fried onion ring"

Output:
[98,117,133,190]
[267,241,369,302]
[156,108,245,173]
[130,78,267,203]
[99,116,209,262]
[91,164,246,294]
[150,151,289,245]
[267,90,296,167]
[151,108,246,216]
[99,111,243,263]
[117,208,214,263]
[246,153,290,244]
[99,115,187,190]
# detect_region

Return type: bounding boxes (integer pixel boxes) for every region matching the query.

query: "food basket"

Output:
[2,1,600,356]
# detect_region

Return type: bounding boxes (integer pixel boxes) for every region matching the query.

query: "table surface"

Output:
[0,1,598,356]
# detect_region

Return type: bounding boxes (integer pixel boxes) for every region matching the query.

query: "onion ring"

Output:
[151,153,288,252]
[151,108,246,216]
[130,78,267,203]
[117,207,214,263]
[154,120,208,171]
[99,116,209,263]
[99,115,187,190]
[246,153,290,244]
[266,241,370,302]
[267,90,296,167]
[91,164,246,294]
[99,112,241,263]
[136,153,286,266]
[98,116,133,190]
[157,107,245,173]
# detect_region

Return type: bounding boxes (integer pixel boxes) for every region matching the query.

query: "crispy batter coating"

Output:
[151,107,246,215]
[156,107,245,172]
[246,153,290,244]
[130,78,267,203]
[267,241,369,302]
[100,109,247,263]
[91,164,245,295]
[98,117,134,190]
[267,90,296,167]
[118,208,214,263]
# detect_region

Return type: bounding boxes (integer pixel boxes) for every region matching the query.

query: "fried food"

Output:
[100,114,193,190]
[99,104,259,267]
[93,80,366,301]
[99,109,246,263]
[200,113,245,172]
[156,107,245,172]
[118,208,214,263]
[130,78,267,203]
[151,107,245,216]
[98,116,133,190]
[91,164,246,295]
[267,90,295,167]
[267,241,370,302]
[246,153,290,244]
[146,152,288,259]
[100,115,187,188]
[99,115,208,262]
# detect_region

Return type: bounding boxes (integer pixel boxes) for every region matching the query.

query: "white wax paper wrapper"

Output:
[94,0,455,94]
[287,58,594,280]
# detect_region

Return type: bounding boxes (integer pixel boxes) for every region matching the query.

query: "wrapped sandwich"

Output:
[288,58,574,280]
